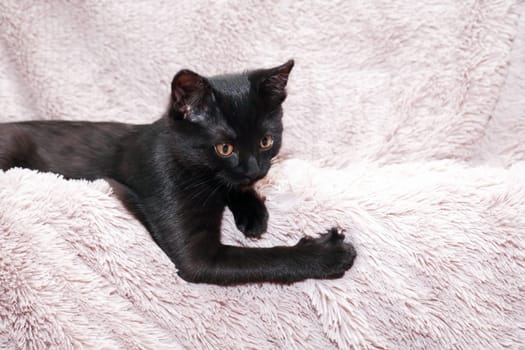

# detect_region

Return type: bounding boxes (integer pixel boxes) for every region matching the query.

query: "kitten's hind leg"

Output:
[0,130,47,171]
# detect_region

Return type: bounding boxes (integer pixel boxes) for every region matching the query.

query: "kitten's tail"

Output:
[0,129,46,171]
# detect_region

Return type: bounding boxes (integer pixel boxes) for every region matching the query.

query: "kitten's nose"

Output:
[244,156,260,180]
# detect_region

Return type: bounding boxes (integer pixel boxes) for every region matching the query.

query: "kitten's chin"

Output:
[220,176,258,190]
[239,183,256,191]
[232,178,257,189]
[217,171,267,190]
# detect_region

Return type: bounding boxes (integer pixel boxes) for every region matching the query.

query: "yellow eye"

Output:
[259,135,274,150]
[215,143,235,157]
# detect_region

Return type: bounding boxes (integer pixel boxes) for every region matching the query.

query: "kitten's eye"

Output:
[259,135,274,150]
[215,143,235,157]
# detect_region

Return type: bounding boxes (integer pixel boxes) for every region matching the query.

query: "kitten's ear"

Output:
[257,59,294,106]
[171,69,211,119]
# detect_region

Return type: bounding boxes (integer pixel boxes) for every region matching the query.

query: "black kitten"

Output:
[0,60,356,285]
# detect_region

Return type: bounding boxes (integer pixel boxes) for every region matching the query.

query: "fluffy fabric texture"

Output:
[1,1,524,349]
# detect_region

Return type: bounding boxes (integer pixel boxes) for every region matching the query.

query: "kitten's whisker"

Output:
[202,183,223,207]
[188,185,212,201]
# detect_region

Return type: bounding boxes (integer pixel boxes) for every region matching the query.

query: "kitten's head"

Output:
[168,60,294,188]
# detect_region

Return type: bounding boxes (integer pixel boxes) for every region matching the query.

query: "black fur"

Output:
[0,60,356,285]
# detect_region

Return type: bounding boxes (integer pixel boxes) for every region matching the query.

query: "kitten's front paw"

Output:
[228,188,269,238]
[234,196,269,239]
[297,227,356,279]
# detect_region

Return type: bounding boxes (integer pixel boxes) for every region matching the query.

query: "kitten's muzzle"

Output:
[238,174,259,186]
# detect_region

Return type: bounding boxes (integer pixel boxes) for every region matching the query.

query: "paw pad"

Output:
[326,227,345,241]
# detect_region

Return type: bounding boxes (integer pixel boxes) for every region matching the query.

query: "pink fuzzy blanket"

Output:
[1,1,524,349]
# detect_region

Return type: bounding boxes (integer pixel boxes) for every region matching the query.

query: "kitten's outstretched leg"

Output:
[227,188,268,238]
[174,227,356,285]
[128,190,356,285]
